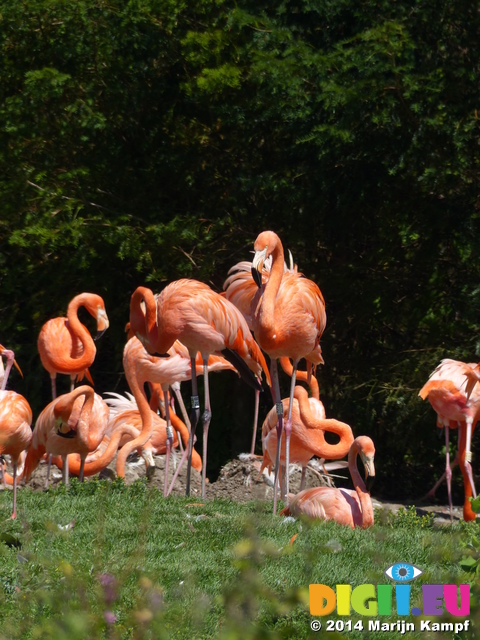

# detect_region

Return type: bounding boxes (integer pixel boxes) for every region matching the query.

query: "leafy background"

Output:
[1,0,480,500]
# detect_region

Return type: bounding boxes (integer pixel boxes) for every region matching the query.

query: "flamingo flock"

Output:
[1,229,477,526]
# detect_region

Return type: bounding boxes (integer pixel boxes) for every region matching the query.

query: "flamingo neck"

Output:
[294,386,352,458]
[349,443,374,528]
[281,358,319,399]
[116,350,153,477]
[65,295,97,370]
[257,242,284,344]
[130,287,159,353]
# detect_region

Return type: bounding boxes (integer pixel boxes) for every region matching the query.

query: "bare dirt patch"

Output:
[10,452,463,525]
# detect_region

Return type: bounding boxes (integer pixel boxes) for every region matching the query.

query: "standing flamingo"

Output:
[419,358,480,521]
[118,336,230,495]
[260,385,354,493]
[280,436,375,528]
[129,280,270,498]
[0,346,32,518]
[37,292,109,399]
[22,386,109,485]
[251,230,327,511]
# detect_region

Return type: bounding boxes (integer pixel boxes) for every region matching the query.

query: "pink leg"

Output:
[11,462,17,519]
[445,425,453,521]
[300,465,307,491]
[163,387,174,497]
[463,418,477,499]
[201,358,212,499]
[270,359,284,514]
[185,357,200,497]
[283,359,299,500]
[250,388,260,455]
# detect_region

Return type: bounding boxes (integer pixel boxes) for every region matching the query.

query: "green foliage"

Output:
[1,0,480,498]
[377,505,435,530]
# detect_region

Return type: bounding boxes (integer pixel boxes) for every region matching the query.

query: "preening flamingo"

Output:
[37,292,109,399]
[251,230,326,511]
[419,358,480,521]
[129,280,270,498]
[280,436,375,528]
[22,386,109,486]
[0,346,32,518]
[0,345,23,391]
[260,385,353,493]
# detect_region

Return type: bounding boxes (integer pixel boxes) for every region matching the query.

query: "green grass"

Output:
[0,479,478,639]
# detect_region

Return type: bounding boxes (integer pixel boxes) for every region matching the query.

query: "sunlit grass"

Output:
[0,479,478,639]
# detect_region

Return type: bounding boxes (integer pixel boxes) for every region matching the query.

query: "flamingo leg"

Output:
[163,387,174,497]
[0,457,6,489]
[250,387,260,455]
[270,359,284,514]
[445,425,453,521]
[185,356,201,497]
[172,383,189,453]
[463,417,477,499]
[11,462,17,519]
[201,357,212,499]
[283,359,299,500]
[300,465,307,491]
[79,456,85,482]
[61,454,69,486]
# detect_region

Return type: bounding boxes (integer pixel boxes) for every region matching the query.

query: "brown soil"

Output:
[13,451,462,525]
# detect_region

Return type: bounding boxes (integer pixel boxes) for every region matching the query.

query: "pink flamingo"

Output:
[0,346,32,518]
[419,358,480,521]
[22,386,109,486]
[280,436,375,528]
[37,292,109,399]
[251,230,326,511]
[129,279,270,497]
[260,384,353,493]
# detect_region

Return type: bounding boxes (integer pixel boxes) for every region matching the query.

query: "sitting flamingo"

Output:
[280,436,375,528]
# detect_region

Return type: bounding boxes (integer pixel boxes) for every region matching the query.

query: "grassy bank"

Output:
[0,479,478,639]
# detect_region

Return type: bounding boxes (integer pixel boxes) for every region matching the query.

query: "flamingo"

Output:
[22,386,109,486]
[251,230,326,511]
[129,279,271,498]
[0,346,32,519]
[419,358,480,521]
[260,385,354,493]
[280,436,375,528]
[37,292,109,399]
[0,345,23,391]
[118,336,230,495]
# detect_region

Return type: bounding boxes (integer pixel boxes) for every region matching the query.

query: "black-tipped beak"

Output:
[94,328,107,341]
[57,429,76,439]
[251,266,263,288]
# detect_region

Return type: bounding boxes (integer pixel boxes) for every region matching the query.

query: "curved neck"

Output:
[294,386,352,458]
[349,443,374,528]
[64,296,97,370]
[130,287,158,352]
[116,343,153,477]
[281,358,319,399]
[257,241,284,340]
[56,386,95,447]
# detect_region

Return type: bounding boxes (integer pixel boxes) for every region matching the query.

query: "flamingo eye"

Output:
[384,563,423,582]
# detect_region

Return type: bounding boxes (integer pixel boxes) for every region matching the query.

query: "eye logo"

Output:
[384,563,423,582]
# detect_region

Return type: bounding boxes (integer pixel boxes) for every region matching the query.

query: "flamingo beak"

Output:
[363,455,375,492]
[0,345,23,378]
[251,266,263,288]
[252,246,268,289]
[95,308,110,339]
